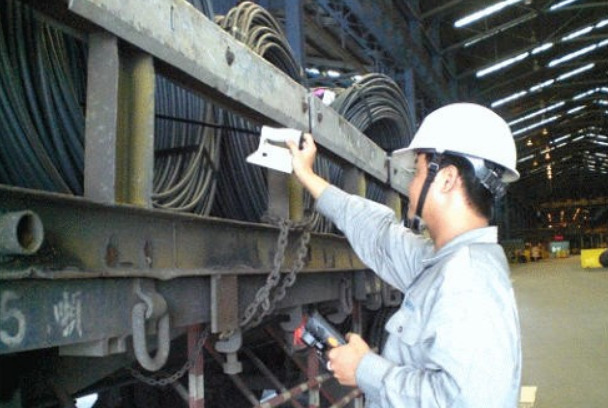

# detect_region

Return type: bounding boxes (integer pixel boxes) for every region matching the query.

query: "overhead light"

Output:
[597,19,608,29]
[542,128,549,136]
[556,63,594,81]
[548,44,597,67]
[530,79,555,92]
[518,154,535,163]
[455,0,524,28]
[491,90,527,107]
[567,105,586,115]
[549,0,580,11]
[512,115,560,136]
[526,139,533,146]
[305,67,320,76]
[548,36,608,67]
[508,101,565,126]
[531,42,554,55]
[561,26,594,42]
[476,52,530,77]
[572,88,597,100]
[572,135,585,142]
[552,134,571,143]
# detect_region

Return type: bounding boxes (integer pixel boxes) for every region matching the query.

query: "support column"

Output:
[84,32,119,204]
[116,49,155,207]
[307,349,320,408]
[351,300,364,408]
[188,324,205,408]
[285,0,306,67]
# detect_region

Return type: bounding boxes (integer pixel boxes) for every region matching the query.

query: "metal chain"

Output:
[240,214,313,329]
[128,326,210,387]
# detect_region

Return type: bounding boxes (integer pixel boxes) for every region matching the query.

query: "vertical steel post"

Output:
[285,0,305,68]
[385,191,402,221]
[188,325,205,408]
[116,50,155,207]
[351,300,364,408]
[307,348,320,408]
[84,32,119,204]
[343,168,366,197]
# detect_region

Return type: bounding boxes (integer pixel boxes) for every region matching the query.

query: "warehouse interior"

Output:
[0,0,607,407]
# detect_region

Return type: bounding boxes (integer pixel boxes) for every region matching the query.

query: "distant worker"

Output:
[531,244,541,262]
[288,103,522,407]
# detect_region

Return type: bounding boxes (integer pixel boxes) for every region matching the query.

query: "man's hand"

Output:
[287,133,329,199]
[327,333,371,387]
[287,132,316,178]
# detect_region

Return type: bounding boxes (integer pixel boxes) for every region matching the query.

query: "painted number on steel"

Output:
[0,291,26,347]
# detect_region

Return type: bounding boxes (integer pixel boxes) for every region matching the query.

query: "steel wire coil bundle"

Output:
[212,2,310,223]
[330,73,415,204]
[151,0,220,214]
[0,0,218,208]
[0,1,86,194]
[152,76,220,214]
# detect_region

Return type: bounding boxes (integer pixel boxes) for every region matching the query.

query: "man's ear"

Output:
[438,165,460,193]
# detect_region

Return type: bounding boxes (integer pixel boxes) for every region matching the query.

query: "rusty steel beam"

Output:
[0,185,364,276]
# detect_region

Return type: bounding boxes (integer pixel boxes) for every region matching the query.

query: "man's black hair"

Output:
[425,153,496,221]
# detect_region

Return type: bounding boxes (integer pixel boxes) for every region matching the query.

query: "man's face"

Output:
[407,153,427,221]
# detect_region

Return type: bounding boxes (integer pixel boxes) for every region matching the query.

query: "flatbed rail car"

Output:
[0,1,416,406]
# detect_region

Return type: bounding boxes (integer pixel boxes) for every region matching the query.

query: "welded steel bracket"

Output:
[210,275,239,334]
[59,336,127,357]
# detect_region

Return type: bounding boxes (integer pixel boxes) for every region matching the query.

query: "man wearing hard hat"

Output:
[288,103,521,407]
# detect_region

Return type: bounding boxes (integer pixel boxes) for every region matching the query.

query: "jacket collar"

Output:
[421,226,498,267]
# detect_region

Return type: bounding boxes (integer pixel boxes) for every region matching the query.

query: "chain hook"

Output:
[131,279,171,371]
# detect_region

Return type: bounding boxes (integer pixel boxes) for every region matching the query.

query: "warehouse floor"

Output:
[511,255,608,408]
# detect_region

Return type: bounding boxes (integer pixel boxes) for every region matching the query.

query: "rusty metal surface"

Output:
[0,185,364,276]
[309,95,388,184]
[68,0,309,131]
[0,270,373,354]
[83,32,120,204]
[67,0,394,184]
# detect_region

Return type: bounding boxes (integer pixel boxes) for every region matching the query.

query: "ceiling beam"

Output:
[322,0,456,103]
[421,0,464,20]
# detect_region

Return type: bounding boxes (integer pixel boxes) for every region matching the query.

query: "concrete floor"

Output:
[511,255,608,407]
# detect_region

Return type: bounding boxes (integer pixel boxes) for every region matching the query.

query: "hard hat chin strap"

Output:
[410,154,442,234]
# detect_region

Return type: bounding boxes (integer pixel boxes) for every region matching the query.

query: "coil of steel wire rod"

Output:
[150,0,221,215]
[152,76,221,215]
[330,73,415,204]
[0,1,86,193]
[212,2,305,223]
[1,0,215,201]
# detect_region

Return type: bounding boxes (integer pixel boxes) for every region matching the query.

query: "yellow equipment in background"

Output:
[580,248,608,269]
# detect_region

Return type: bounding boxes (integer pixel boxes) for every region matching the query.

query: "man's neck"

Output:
[430,213,489,250]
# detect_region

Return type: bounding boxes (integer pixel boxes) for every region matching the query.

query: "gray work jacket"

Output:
[316,186,521,408]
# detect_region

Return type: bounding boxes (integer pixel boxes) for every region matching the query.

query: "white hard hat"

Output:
[395,103,519,182]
